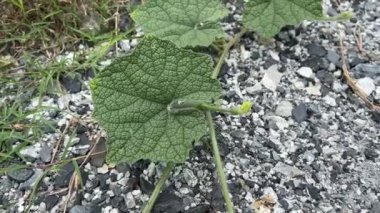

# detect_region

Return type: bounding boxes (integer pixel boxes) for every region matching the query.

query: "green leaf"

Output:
[91,37,221,163]
[131,0,228,47]
[243,0,323,38]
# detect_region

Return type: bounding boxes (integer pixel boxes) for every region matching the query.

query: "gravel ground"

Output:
[1,0,380,212]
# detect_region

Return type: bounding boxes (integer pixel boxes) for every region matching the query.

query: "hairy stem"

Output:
[211,28,247,79]
[142,162,175,213]
[205,111,234,213]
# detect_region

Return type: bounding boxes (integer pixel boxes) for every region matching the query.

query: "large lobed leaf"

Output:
[131,0,228,48]
[243,0,323,38]
[91,37,221,163]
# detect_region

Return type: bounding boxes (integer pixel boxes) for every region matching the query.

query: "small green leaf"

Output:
[243,0,323,38]
[91,37,221,163]
[131,0,228,47]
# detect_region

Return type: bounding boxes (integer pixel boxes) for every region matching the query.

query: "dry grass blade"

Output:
[339,33,380,111]
[62,134,102,212]
[50,119,72,164]
[37,150,106,170]
[353,26,380,61]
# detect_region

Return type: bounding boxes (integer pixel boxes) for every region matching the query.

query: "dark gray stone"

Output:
[110,196,124,208]
[82,69,95,79]
[54,163,75,188]
[354,64,380,77]
[20,169,43,190]
[307,44,327,57]
[44,195,59,210]
[184,205,210,213]
[350,57,367,67]
[78,133,91,146]
[140,177,154,195]
[43,123,57,134]
[342,148,357,159]
[316,70,334,85]
[76,124,88,134]
[292,103,308,122]
[152,191,183,213]
[211,183,225,211]
[77,104,90,115]
[90,138,106,167]
[115,163,131,174]
[69,205,101,213]
[326,50,340,64]
[61,75,82,93]
[364,148,379,160]
[302,57,329,71]
[251,51,260,60]
[7,168,34,183]
[40,145,52,163]
[279,199,290,210]
[371,201,380,213]
[371,111,380,123]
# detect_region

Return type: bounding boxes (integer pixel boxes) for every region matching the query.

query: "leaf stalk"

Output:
[168,100,252,115]
[205,111,234,213]
[142,162,175,213]
[211,28,247,79]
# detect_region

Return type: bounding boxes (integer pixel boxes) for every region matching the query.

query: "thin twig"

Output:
[37,150,106,170]
[63,135,101,212]
[353,26,380,61]
[339,33,380,111]
[63,169,76,213]
[50,119,72,164]
[79,134,101,168]
[114,5,120,57]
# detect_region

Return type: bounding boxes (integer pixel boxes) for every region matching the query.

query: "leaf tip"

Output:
[231,100,253,115]
[336,11,354,20]
[239,100,253,114]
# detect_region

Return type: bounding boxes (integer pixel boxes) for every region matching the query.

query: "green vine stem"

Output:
[142,162,175,213]
[211,28,248,79]
[205,111,234,213]
[168,100,253,115]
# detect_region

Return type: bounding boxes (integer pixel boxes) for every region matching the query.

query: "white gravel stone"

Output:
[179,187,190,194]
[245,191,253,202]
[110,209,119,213]
[19,144,41,159]
[356,77,375,96]
[225,162,235,171]
[125,192,136,208]
[240,45,251,61]
[269,50,280,61]
[275,101,293,117]
[305,83,322,96]
[97,164,109,174]
[146,162,156,177]
[100,59,111,66]
[268,116,289,130]
[130,39,138,47]
[375,86,380,100]
[119,40,131,52]
[246,83,263,95]
[296,67,314,79]
[261,65,283,92]
[183,168,198,187]
[294,81,305,89]
[323,96,337,107]
[272,162,304,178]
